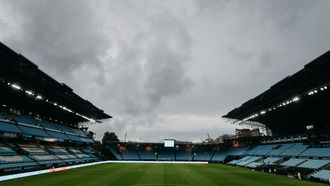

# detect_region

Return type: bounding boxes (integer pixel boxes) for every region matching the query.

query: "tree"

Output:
[102,131,119,144]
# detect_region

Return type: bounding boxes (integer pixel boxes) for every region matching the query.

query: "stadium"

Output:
[0,42,330,185]
[0,0,330,186]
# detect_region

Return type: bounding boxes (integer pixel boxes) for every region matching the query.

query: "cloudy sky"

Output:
[1,0,330,142]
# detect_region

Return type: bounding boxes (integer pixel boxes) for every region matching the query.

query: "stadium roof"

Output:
[224,50,330,136]
[0,42,111,125]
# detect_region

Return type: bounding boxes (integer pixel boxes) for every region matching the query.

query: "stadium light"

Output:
[25,90,34,96]
[11,84,21,90]
[1,80,97,123]
[292,97,300,102]
[36,95,43,100]
[308,91,314,96]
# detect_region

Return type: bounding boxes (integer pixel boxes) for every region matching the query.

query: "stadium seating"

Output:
[227,147,251,156]
[107,145,123,160]
[39,119,89,143]
[46,130,71,141]
[193,151,213,161]
[227,159,239,165]
[0,121,21,134]
[47,145,70,154]
[311,170,330,181]
[281,158,307,167]
[0,144,38,171]
[20,145,47,154]
[0,155,37,170]
[280,143,308,157]
[246,162,264,168]
[267,143,294,156]
[176,151,193,161]
[192,146,215,161]
[14,115,38,126]
[71,129,88,138]
[17,125,51,138]
[212,147,250,162]
[121,148,140,160]
[158,149,175,160]
[81,147,96,155]
[0,146,15,155]
[300,148,330,158]
[18,144,63,166]
[0,113,96,144]
[228,156,249,165]
[30,155,62,165]
[244,146,262,155]
[246,144,278,156]
[0,155,33,164]
[298,159,330,169]
[38,120,59,130]
[47,145,95,164]
[63,147,97,163]
[211,151,228,161]
[137,149,157,160]
[262,157,282,165]
[237,156,262,166]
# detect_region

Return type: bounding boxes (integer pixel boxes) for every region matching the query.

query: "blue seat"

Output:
[268,144,294,156]
[298,159,330,169]
[17,125,50,137]
[0,147,16,154]
[122,150,140,160]
[194,151,213,161]
[300,148,330,158]
[47,130,70,140]
[0,162,38,169]
[176,151,193,161]
[39,120,60,130]
[236,156,262,166]
[262,157,281,164]
[311,170,330,181]
[14,115,38,126]
[158,149,175,160]
[281,158,307,167]
[280,143,308,156]
[0,121,21,133]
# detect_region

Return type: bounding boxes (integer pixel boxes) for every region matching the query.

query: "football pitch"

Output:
[0,163,326,186]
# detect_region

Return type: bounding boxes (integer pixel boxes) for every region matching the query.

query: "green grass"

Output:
[0,163,327,186]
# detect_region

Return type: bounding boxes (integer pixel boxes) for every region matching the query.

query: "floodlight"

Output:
[11,84,21,90]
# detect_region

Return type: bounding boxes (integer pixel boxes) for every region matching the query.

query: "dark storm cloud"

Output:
[2,0,110,78]
[143,14,194,109]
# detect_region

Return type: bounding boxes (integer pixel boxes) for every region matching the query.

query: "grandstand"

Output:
[222,50,330,183]
[0,42,110,175]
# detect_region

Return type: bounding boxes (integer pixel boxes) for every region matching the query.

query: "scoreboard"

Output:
[164,139,175,147]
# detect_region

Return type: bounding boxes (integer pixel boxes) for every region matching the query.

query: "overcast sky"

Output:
[1,0,330,142]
